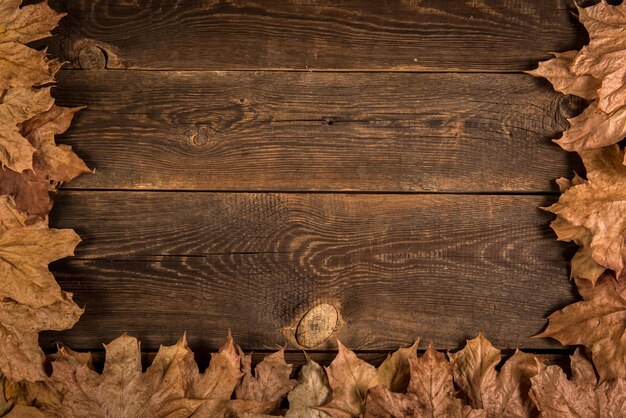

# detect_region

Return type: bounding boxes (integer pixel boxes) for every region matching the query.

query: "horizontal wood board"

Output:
[47,0,586,71]
[54,70,583,192]
[42,191,577,351]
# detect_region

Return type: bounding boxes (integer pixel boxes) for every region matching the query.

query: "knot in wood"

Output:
[185,125,214,146]
[295,303,339,348]
[78,45,107,70]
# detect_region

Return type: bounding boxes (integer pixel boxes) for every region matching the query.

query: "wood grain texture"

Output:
[42,191,577,352]
[54,70,583,192]
[47,0,585,71]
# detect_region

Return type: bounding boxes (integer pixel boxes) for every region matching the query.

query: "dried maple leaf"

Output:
[0,222,80,308]
[0,0,64,173]
[0,196,81,382]
[0,195,42,231]
[320,340,418,418]
[537,273,626,382]
[0,167,51,219]
[189,334,244,417]
[232,348,297,415]
[528,2,626,153]
[530,350,626,417]
[31,335,205,417]
[0,87,53,174]
[21,105,90,184]
[573,1,626,115]
[545,145,626,280]
[364,344,483,418]
[450,332,541,418]
[0,104,90,219]
[284,357,331,418]
[0,293,81,383]
[527,51,600,100]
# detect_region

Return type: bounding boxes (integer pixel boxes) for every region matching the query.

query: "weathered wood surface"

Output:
[48,0,585,71]
[55,70,581,192]
[39,0,589,355]
[41,191,576,351]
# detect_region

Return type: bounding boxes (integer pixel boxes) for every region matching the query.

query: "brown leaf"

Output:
[36,335,205,417]
[234,348,297,414]
[549,216,604,283]
[22,105,90,183]
[450,333,541,418]
[0,87,53,173]
[0,225,80,308]
[285,357,331,418]
[530,351,626,417]
[0,104,90,219]
[321,340,417,418]
[572,1,626,115]
[0,0,65,173]
[364,344,483,418]
[0,0,63,45]
[0,292,81,382]
[4,405,48,418]
[529,2,626,152]
[537,273,626,382]
[190,333,244,417]
[555,102,626,152]
[0,195,45,230]
[192,332,243,400]
[527,51,600,100]
[0,0,62,89]
[545,145,626,279]
[0,167,51,218]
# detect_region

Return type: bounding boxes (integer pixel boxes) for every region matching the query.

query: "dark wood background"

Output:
[41,0,591,362]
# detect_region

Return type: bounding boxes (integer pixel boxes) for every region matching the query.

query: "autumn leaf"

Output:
[527,51,600,100]
[545,145,626,280]
[22,105,90,184]
[572,1,626,115]
[320,340,417,417]
[0,105,90,219]
[192,332,243,401]
[31,335,205,417]
[0,87,53,174]
[450,332,541,418]
[528,1,626,153]
[0,168,51,219]
[364,344,482,418]
[0,293,81,383]
[233,348,297,415]
[0,195,82,382]
[530,350,626,417]
[0,223,80,308]
[0,0,64,173]
[0,195,41,231]
[537,273,626,382]
[284,357,331,418]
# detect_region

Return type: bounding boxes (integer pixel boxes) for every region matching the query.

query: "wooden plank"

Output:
[42,191,577,352]
[48,0,586,72]
[54,70,583,193]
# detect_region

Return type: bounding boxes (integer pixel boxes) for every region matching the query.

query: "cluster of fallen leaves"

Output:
[527,0,626,393]
[2,332,624,417]
[2,0,626,417]
[0,0,89,383]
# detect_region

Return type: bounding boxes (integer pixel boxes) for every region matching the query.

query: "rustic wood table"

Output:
[43,0,588,366]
